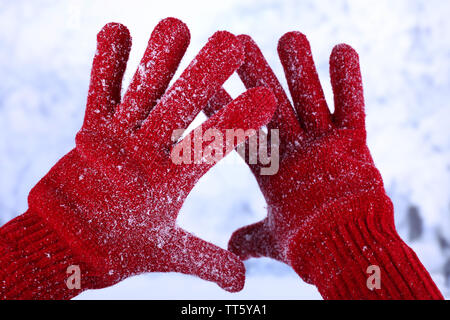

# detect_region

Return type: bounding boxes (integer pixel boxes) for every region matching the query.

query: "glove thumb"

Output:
[228,219,282,261]
[165,228,246,292]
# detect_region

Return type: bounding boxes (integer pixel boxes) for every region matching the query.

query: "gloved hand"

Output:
[206,33,443,299]
[0,18,277,299]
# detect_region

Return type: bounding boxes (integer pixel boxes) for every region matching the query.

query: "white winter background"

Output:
[0,0,449,299]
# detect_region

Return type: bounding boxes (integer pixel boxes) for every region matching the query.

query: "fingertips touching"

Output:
[236,34,302,145]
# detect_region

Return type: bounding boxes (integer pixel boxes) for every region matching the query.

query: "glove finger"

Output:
[237,35,303,148]
[137,31,244,148]
[203,87,266,177]
[203,87,232,118]
[228,219,282,262]
[167,228,246,292]
[278,32,332,133]
[330,44,365,129]
[83,23,131,131]
[114,17,190,132]
[171,87,277,181]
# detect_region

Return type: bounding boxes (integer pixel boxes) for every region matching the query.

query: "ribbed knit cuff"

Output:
[0,210,98,300]
[289,193,444,300]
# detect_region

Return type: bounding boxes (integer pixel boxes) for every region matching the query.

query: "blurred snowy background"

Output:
[0,0,449,299]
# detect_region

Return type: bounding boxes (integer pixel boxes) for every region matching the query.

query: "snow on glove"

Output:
[0,18,277,299]
[206,33,443,299]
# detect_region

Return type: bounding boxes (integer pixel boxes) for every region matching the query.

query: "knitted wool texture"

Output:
[0,18,278,299]
[205,33,444,300]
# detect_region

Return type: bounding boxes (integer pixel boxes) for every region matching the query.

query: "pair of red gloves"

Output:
[0,18,443,300]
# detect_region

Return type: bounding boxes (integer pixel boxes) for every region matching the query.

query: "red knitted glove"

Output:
[206,33,443,300]
[0,18,277,299]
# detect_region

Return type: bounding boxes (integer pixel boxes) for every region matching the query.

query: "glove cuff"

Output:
[0,210,99,299]
[288,192,443,300]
